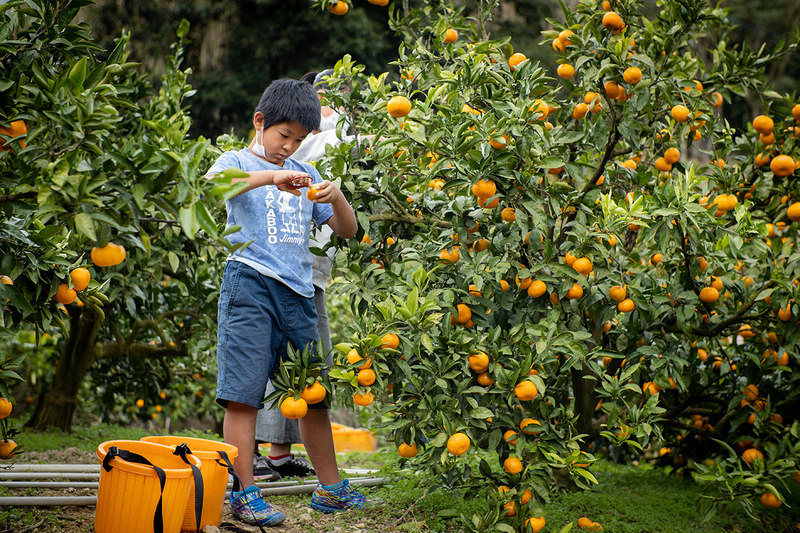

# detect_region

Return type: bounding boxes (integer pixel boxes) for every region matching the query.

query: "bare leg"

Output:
[298,409,340,486]
[224,401,258,489]
[269,443,292,456]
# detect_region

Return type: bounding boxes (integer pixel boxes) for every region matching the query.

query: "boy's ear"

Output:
[253,112,264,130]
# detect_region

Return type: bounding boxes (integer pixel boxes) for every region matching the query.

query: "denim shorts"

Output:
[215,260,324,409]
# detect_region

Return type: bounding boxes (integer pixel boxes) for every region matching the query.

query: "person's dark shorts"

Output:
[215,260,325,410]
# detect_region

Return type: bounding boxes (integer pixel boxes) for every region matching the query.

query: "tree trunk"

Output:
[26,307,103,432]
[571,367,598,450]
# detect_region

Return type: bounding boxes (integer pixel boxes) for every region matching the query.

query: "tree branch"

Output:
[0,192,37,203]
[367,212,452,229]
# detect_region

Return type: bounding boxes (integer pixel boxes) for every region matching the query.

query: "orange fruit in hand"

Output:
[398,442,418,457]
[353,391,374,406]
[381,333,400,349]
[54,283,77,305]
[623,67,642,84]
[306,186,318,200]
[280,397,308,419]
[444,28,458,43]
[70,268,91,291]
[699,287,719,303]
[504,456,523,474]
[609,285,626,302]
[514,380,538,401]
[447,432,470,455]
[329,1,348,15]
[508,53,528,71]
[300,381,327,404]
[387,95,411,118]
[91,243,126,267]
[357,368,376,386]
[0,439,17,460]
[0,398,12,419]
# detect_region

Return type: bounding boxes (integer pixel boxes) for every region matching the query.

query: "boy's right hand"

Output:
[274,170,312,195]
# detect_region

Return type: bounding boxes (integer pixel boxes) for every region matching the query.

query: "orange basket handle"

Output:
[172,443,204,533]
[102,446,167,533]
[214,450,267,533]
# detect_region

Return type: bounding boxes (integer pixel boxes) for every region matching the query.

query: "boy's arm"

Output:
[208,169,312,197]
[312,181,357,239]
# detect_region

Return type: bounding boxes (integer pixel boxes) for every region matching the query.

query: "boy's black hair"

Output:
[255,79,320,133]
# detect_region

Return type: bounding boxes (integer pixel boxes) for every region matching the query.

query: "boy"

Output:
[206,79,365,527]
[254,69,377,480]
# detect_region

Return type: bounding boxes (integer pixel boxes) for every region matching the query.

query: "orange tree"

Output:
[303,0,800,528]
[0,1,241,432]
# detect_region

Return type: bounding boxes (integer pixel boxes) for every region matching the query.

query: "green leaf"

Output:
[68,57,87,89]
[168,252,180,273]
[179,206,199,239]
[74,213,96,241]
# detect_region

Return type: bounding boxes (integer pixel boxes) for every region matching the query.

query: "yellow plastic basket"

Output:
[95,440,200,533]
[141,436,238,532]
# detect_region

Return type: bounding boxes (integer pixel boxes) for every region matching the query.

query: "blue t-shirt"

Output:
[207,148,334,298]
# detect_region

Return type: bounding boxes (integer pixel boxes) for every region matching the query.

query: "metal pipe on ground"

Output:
[0,473,100,481]
[0,476,381,491]
[6,464,101,472]
[0,477,385,506]
[3,464,376,475]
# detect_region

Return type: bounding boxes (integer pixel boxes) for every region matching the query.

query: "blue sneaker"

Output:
[310,478,375,513]
[230,485,285,526]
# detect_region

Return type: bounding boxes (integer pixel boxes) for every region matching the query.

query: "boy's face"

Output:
[252,117,309,166]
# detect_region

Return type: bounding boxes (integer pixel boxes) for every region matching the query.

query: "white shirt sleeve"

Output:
[292,129,356,163]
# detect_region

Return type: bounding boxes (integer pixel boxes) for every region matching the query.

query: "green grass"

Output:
[19,423,223,454]
[542,461,796,533]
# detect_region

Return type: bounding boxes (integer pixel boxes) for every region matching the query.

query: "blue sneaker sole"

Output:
[310,501,340,513]
[232,510,287,526]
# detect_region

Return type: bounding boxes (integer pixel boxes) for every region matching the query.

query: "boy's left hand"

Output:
[307,180,343,204]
